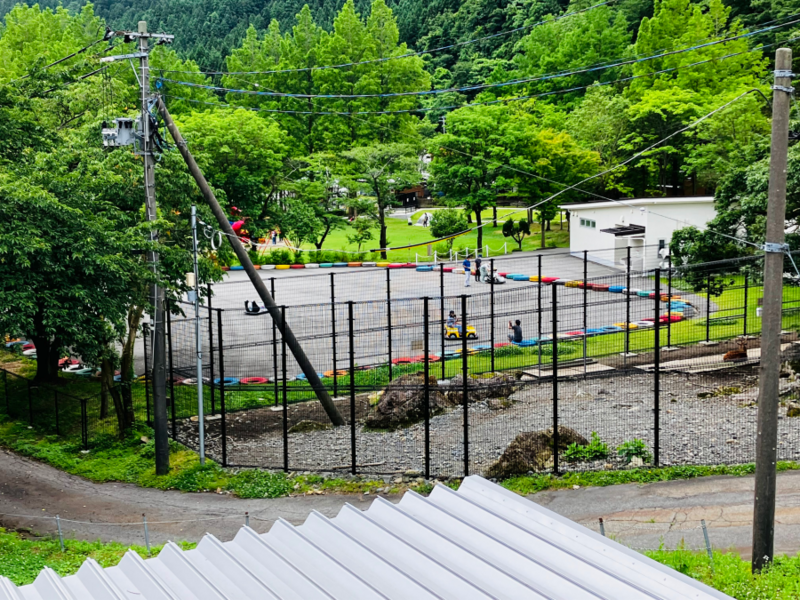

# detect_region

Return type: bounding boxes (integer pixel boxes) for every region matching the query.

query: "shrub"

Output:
[617,438,653,464]
[260,249,294,265]
[538,342,579,357]
[564,432,610,462]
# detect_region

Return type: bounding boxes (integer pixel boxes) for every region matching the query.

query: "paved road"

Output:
[1,449,798,559]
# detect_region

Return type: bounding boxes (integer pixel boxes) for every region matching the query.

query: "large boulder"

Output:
[365,373,447,430]
[486,427,589,479]
[446,373,517,404]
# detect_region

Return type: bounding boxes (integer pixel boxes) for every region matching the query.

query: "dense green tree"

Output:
[339,143,420,258]
[502,217,530,249]
[429,207,469,250]
[176,109,288,218]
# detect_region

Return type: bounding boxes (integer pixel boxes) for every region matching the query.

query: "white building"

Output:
[564,197,716,271]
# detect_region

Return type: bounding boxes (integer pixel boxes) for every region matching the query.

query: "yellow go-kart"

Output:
[445,324,477,340]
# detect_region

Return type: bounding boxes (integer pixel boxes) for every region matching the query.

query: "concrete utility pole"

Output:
[156,98,346,427]
[139,21,170,476]
[752,47,793,573]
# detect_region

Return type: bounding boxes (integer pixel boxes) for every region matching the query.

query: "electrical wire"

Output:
[10,34,109,83]
[161,34,790,117]
[157,17,800,101]
[155,0,619,77]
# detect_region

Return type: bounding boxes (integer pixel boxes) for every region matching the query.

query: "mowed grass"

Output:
[290,210,570,262]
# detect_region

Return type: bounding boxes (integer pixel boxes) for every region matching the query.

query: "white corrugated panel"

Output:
[0,476,734,600]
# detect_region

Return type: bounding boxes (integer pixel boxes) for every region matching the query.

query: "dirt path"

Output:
[1,448,800,559]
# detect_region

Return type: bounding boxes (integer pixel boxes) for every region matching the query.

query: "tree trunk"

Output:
[546,220,551,232]
[101,356,127,438]
[378,202,388,260]
[492,206,497,227]
[31,337,57,383]
[475,209,483,252]
[119,305,144,428]
[541,217,546,249]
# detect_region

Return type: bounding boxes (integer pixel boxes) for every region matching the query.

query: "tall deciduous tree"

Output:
[339,143,420,258]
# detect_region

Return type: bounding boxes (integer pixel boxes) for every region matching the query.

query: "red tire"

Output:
[240,377,269,384]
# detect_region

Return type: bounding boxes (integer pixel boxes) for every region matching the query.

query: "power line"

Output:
[158,16,800,101]
[155,0,619,77]
[9,33,110,83]
[161,34,793,116]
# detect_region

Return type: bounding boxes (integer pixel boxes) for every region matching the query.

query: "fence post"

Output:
[81,397,88,450]
[654,268,661,467]
[624,246,632,363]
[706,272,712,343]
[667,254,673,349]
[166,309,176,438]
[142,514,151,557]
[583,250,588,377]
[386,269,393,381]
[743,272,749,337]
[56,515,64,552]
[143,323,151,425]
[461,294,469,477]
[348,301,356,475]
[208,283,216,416]
[27,380,33,425]
[281,306,288,473]
[423,297,431,479]
[490,258,495,372]
[331,273,338,398]
[440,263,446,379]
[538,255,543,375]
[217,309,227,468]
[271,278,279,407]
[54,390,60,436]
[552,283,559,476]
[3,369,7,412]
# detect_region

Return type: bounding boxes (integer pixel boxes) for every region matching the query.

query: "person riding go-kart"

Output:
[479,264,506,284]
[445,311,478,339]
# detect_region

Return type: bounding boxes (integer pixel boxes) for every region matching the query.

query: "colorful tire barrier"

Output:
[290,264,305,269]
[389,263,406,269]
[276,265,290,270]
[608,285,625,293]
[214,377,239,385]
[375,262,390,267]
[636,290,651,297]
[443,267,453,273]
[323,370,348,378]
[347,262,363,267]
[362,262,377,267]
[320,263,334,268]
[541,276,559,283]
[305,263,320,269]
[261,264,275,270]
[592,284,610,292]
[333,262,348,267]
[230,265,244,270]
[240,377,270,384]
[296,372,326,381]
[416,265,434,272]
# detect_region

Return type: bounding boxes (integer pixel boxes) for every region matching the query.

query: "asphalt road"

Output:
[1,448,798,560]
[134,249,709,380]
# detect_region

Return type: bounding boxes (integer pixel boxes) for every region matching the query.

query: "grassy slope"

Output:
[288,211,570,261]
[1,529,799,597]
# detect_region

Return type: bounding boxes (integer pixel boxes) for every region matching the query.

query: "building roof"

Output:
[1,476,733,599]
[601,224,647,236]
[564,197,714,211]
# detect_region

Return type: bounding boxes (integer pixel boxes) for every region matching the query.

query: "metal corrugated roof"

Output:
[1,476,733,599]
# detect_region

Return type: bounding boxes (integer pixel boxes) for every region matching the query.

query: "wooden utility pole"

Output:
[752,47,792,573]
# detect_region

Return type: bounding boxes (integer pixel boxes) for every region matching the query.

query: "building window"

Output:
[580,218,596,228]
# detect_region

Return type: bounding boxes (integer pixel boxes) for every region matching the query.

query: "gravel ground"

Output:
[184,364,800,478]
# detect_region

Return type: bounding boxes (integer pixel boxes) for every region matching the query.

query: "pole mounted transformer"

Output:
[100,22,174,475]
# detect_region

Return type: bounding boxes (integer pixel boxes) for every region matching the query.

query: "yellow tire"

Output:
[276,265,290,270]
[376,262,390,267]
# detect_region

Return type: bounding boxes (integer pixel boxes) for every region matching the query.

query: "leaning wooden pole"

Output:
[157,97,345,427]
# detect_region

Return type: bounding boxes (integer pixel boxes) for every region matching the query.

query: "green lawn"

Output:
[271,210,570,263]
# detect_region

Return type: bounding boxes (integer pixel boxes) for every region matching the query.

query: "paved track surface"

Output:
[1,448,798,559]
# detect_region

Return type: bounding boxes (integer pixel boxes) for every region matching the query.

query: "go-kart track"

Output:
[155,248,708,382]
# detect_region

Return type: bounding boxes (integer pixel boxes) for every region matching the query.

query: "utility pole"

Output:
[190,205,205,465]
[752,47,792,573]
[139,21,170,476]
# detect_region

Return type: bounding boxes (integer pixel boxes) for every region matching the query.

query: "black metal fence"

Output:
[159,252,800,478]
[3,251,800,479]
[0,368,150,448]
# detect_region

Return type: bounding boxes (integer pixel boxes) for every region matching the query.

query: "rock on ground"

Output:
[486,427,588,479]
[365,373,447,430]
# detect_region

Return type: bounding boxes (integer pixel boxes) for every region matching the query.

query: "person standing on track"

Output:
[463,256,471,287]
[474,254,482,283]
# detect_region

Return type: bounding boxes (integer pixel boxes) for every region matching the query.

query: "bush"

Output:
[538,342,579,357]
[564,432,610,462]
[260,249,294,265]
[617,438,653,464]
